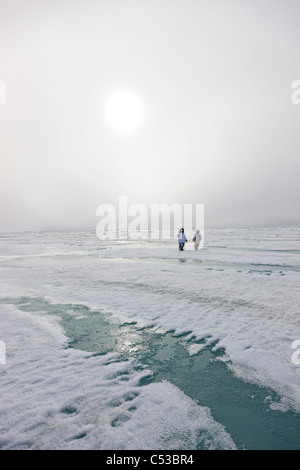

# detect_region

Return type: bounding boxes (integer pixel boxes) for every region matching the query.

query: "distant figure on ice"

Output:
[178,228,188,251]
[192,230,201,250]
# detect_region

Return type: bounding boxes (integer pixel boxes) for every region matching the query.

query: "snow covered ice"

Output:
[0,227,299,449]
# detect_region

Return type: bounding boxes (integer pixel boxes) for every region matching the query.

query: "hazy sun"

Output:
[105,91,144,133]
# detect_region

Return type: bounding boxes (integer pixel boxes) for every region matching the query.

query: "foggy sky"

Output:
[0,0,300,231]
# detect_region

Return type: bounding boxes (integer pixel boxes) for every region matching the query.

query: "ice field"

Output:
[0,227,299,449]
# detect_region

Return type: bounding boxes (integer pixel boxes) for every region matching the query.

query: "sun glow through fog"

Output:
[105,91,144,133]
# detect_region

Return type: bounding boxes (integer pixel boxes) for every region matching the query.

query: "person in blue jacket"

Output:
[178,228,188,251]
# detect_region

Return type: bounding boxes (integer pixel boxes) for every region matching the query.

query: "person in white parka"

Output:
[178,228,188,251]
[193,230,201,250]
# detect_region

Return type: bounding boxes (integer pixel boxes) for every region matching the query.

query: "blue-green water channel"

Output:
[3,297,300,450]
